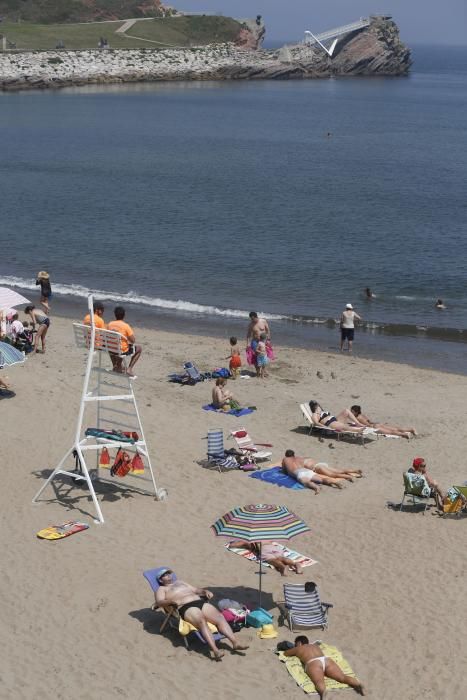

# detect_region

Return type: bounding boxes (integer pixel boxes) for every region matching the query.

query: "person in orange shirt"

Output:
[83,301,106,329]
[107,306,142,378]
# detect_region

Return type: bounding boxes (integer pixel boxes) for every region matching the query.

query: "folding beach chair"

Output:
[143,567,224,649]
[280,581,333,632]
[184,362,204,383]
[230,428,272,464]
[206,428,238,472]
[299,403,375,446]
[400,472,433,514]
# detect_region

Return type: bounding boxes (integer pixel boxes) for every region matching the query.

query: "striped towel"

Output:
[226,542,317,568]
[277,643,357,694]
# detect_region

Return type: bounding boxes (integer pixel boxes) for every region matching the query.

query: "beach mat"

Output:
[203,404,255,417]
[249,466,305,490]
[37,521,89,540]
[277,643,357,694]
[226,542,317,569]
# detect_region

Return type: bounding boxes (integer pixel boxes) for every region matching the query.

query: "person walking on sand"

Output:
[284,636,365,698]
[36,271,52,313]
[155,569,249,661]
[340,303,361,353]
[24,305,50,353]
[228,336,242,379]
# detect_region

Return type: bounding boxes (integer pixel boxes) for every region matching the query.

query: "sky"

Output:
[176,1,467,45]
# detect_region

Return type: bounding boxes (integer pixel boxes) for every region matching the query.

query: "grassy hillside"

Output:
[0,16,243,51]
[0,0,165,24]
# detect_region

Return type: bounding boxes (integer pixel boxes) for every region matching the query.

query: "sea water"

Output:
[1,45,466,372]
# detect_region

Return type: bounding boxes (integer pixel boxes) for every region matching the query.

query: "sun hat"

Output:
[412,457,425,468]
[157,568,172,582]
[258,623,278,639]
[37,271,49,280]
[346,303,353,309]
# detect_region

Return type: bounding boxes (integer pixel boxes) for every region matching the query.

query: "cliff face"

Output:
[0,17,410,91]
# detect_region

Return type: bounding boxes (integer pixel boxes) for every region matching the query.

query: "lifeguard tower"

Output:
[32,295,167,523]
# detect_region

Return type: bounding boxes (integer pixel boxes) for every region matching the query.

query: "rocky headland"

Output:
[0,16,410,92]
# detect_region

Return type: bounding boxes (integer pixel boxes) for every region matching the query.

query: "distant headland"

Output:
[0,10,411,92]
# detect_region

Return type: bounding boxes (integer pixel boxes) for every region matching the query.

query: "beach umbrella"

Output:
[0,342,26,369]
[211,504,310,607]
[0,288,30,312]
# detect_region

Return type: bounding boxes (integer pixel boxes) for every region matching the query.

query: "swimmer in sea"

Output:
[435,299,446,309]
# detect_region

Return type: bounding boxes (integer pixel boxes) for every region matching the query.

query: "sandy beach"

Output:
[1,313,466,700]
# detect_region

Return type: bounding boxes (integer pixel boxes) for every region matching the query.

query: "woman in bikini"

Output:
[309,401,367,434]
[229,540,303,576]
[285,636,365,698]
[24,305,50,354]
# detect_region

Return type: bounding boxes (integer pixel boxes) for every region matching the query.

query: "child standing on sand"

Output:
[228,336,242,379]
[255,333,268,379]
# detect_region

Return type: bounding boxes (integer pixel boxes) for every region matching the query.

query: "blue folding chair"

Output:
[184,362,204,383]
[280,581,333,632]
[143,567,224,649]
[207,429,238,472]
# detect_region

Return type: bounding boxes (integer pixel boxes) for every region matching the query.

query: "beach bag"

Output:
[98,447,110,469]
[131,452,145,475]
[246,346,256,366]
[111,449,132,477]
[212,367,231,379]
[246,608,273,628]
[265,341,275,361]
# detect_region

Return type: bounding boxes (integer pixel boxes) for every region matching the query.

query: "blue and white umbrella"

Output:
[0,342,25,369]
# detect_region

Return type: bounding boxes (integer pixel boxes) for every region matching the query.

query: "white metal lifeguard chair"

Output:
[32,295,167,523]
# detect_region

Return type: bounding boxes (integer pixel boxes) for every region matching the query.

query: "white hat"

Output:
[346,303,353,309]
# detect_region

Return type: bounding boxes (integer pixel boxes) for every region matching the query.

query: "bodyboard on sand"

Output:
[226,542,317,568]
[277,643,357,694]
[37,521,89,540]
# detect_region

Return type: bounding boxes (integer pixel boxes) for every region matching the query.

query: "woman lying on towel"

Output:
[229,540,303,576]
[309,401,370,435]
[347,405,417,439]
[212,378,240,411]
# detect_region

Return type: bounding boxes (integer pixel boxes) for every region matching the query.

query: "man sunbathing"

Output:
[155,569,249,661]
[282,450,363,493]
[228,540,303,576]
[345,405,417,439]
[284,636,365,698]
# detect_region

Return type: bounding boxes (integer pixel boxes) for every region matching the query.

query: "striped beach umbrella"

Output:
[0,341,26,369]
[211,504,310,605]
[0,288,30,312]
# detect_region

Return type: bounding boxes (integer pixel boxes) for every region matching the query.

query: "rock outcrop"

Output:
[0,17,410,92]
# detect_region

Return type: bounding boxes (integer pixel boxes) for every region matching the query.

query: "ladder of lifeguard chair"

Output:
[32,295,166,524]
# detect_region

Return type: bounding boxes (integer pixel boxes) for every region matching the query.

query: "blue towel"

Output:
[202,404,255,418]
[249,466,305,490]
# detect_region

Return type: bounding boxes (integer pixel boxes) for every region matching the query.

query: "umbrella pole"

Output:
[259,542,262,608]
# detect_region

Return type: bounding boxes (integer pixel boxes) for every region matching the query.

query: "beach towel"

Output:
[277,643,357,694]
[226,542,317,569]
[249,466,305,490]
[203,404,255,417]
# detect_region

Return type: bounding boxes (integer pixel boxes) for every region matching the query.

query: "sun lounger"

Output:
[440,485,467,517]
[230,428,272,463]
[143,567,223,649]
[299,403,375,446]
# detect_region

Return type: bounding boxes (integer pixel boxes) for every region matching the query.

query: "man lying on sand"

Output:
[347,405,417,439]
[284,636,365,698]
[155,569,249,661]
[282,450,363,493]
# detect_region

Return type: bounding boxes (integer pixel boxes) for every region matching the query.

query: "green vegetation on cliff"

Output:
[0,15,244,51]
[0,0,166,24]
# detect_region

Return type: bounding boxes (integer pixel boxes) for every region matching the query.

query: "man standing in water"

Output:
[340,303,361,353]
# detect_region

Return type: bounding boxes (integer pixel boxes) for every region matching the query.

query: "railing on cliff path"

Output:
[304,17,371,56]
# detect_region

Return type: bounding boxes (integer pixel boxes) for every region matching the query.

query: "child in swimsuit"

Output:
[255,334,268,379]
[228,336,242,379]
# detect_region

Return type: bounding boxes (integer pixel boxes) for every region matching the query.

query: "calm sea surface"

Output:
[1,44,466,371]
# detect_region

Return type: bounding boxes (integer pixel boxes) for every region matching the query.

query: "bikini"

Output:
[178,599,206,620]
[305,656,327,672]
[320,411,336,427]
